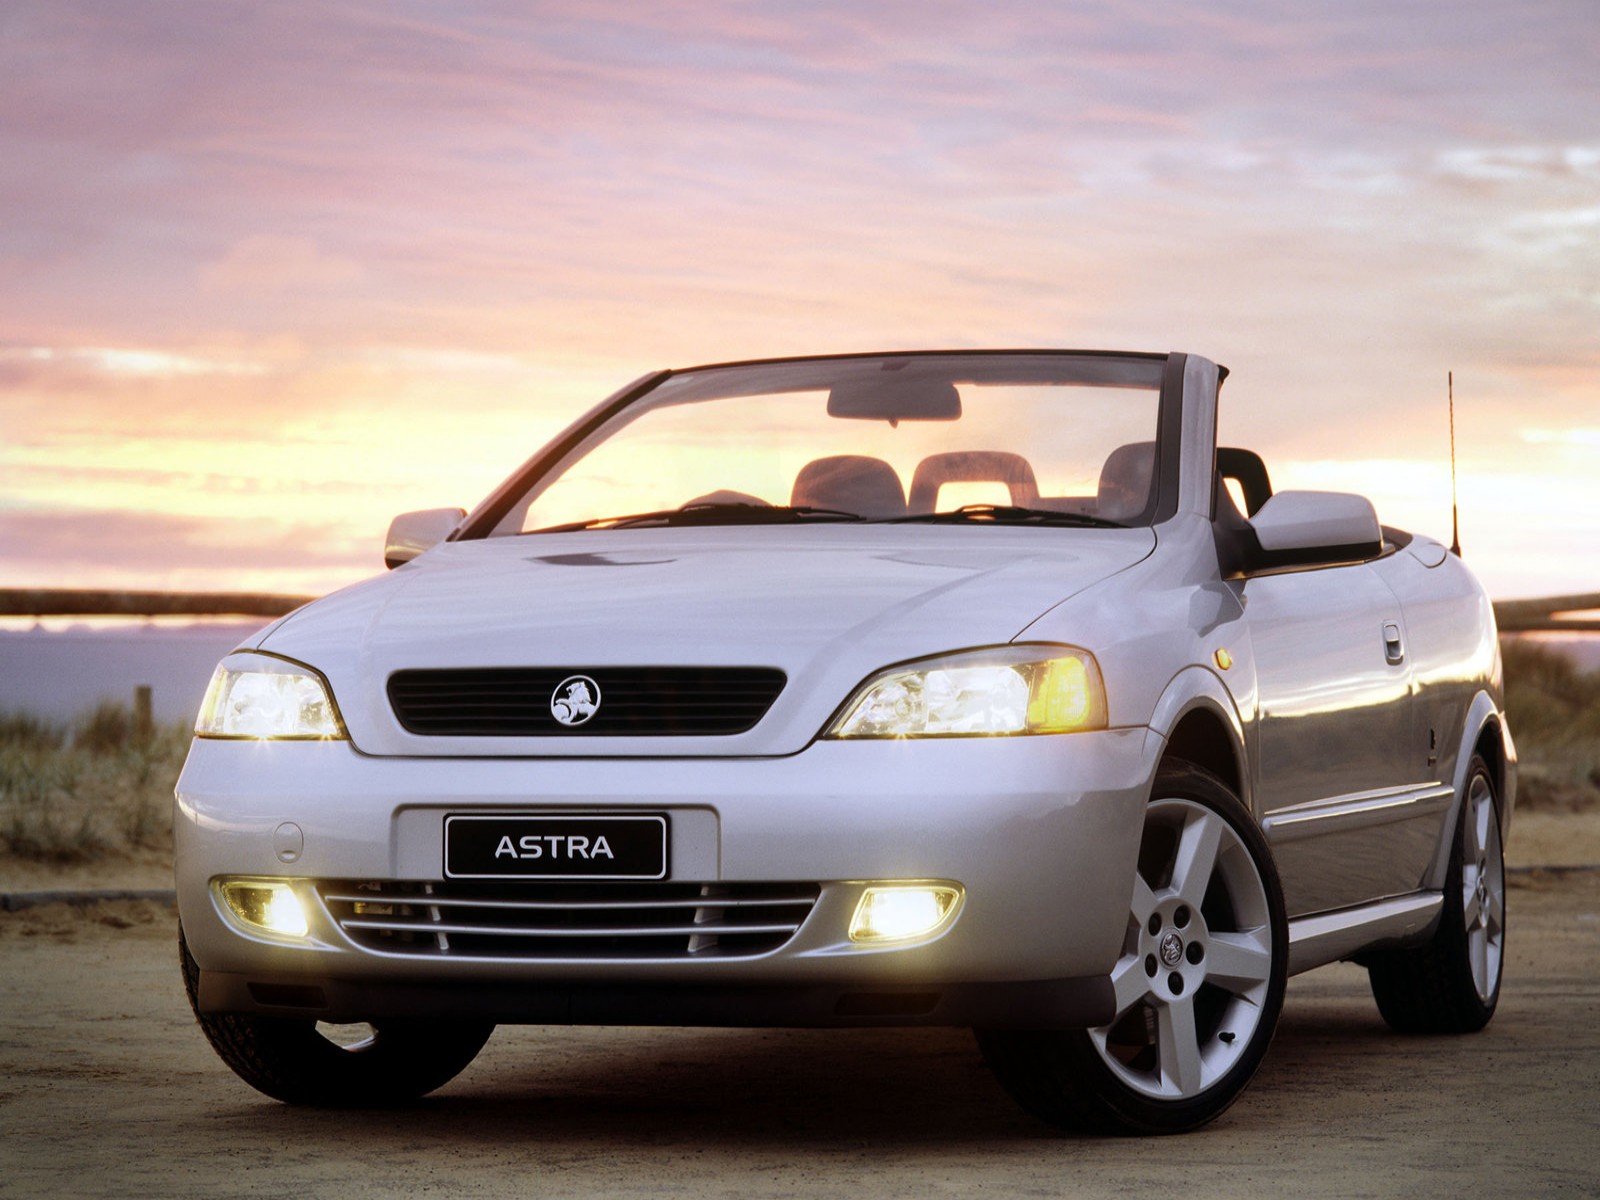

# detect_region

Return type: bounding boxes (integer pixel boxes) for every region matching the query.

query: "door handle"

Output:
[1383,622,1404,665]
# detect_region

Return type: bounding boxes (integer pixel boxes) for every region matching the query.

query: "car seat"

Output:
[907,450,1041,513]
[790,455,908,517]
[1096,442,1156,522]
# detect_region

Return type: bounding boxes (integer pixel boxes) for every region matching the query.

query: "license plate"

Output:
[444,814,669,880]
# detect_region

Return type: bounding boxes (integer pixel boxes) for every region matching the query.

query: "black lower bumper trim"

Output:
[198,971,1115,1030]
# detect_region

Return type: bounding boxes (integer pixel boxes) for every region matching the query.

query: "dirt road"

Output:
[3,870,1597,1199]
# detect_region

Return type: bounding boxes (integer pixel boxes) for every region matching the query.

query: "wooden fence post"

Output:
[134,686,153,740]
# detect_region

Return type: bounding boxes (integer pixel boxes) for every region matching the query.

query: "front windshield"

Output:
[487,353,1168,535]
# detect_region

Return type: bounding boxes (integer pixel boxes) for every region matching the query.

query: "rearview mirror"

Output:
[827,377,961,422]
[1247,491,1381,567]
[385,507,466,569]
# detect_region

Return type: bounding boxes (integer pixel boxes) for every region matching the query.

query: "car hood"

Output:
[259,525,1155,756]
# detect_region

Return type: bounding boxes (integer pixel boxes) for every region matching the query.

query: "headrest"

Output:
[790,455,907,517]
[908,451,1040,512]
[1097,442,1156,522]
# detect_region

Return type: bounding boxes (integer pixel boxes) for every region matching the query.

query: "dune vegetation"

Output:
[1500,637,1600,811]
[0,702,188,863]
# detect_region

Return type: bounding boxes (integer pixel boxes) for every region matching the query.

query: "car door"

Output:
[1243,560,1442,916]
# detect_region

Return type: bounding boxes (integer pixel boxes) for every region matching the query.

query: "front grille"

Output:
[387,666,787,736]
[318,880,820,960]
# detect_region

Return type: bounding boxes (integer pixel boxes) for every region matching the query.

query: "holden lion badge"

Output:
[550,675,601,727]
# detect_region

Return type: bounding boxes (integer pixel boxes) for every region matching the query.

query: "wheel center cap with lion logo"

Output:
[1159,930,1185,968]
[550,675,601,727]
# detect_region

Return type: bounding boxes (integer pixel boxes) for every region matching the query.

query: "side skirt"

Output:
[1287,892,1443,976]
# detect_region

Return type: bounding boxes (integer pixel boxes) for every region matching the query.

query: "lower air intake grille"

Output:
[387,666,787,736]
[318,880,820,960]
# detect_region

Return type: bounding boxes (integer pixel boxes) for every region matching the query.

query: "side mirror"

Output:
[1247,490,1382,567]
[384,507,466,569]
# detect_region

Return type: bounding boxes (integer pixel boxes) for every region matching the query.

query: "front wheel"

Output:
[978,762,1288,1135]
[1365,754,1505,1033]
[180,927,494,1106]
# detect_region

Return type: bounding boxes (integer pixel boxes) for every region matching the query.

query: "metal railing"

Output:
[1491,594,1600,634]
[0,589,313,619]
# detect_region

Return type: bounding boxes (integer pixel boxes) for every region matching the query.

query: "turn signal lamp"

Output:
[219,880,310,939]
[1025,654,1097,731]
[849,885,962,944]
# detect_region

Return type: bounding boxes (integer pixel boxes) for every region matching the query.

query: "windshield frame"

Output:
[455,349,1188,541]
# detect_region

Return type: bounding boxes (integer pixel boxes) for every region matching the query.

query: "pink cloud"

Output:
[200,236,364,295]
[0,0,1595,594]
[0,509,369,577]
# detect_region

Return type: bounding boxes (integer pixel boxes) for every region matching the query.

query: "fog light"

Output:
[849,885,962,944]
[219,880,310,939]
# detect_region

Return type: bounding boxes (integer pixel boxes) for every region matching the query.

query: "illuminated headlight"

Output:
[217,879,310,939]
[827,645,1107,738]
[195,654,346,740]
[849,885,962,943]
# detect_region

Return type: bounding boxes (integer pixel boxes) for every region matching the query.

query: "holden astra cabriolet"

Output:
[176,350,1514,1134]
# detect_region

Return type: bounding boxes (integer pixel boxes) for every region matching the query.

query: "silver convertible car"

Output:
[176,350,1515,1134]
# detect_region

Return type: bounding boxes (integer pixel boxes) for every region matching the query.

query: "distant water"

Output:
[0,622,268,725]
[1507,632,1600,673]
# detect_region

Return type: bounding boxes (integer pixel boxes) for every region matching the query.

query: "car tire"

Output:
[180,926,494,1106]
[977,761,1288,1135]
[1365,754,1505,1034]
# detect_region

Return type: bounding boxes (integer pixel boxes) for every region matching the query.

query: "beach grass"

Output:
[1501,638,1600,811]
[0,702,189,862]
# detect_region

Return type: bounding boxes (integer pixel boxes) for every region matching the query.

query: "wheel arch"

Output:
[1146,667,1249,812]
[1469,709,1516,823]
[1421,690,1517,890]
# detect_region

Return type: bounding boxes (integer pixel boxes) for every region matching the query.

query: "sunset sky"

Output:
[2,0,1596,602]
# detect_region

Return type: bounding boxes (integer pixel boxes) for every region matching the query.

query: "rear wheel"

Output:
[1366,754,1504,1033]
[180,927,493,1106]
[978,762,1287,1135]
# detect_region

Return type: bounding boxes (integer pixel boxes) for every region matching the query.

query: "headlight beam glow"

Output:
[849,885,963,943]
[218,879,311,939]
[827,646,1107,739]
[195,654,347,740]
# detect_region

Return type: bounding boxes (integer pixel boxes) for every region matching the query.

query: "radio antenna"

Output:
[1448,371,1462,556]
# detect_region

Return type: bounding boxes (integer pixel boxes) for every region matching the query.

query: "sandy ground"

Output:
[1,867,1597,1199]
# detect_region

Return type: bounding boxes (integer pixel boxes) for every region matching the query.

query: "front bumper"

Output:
[176,729,1159,1028]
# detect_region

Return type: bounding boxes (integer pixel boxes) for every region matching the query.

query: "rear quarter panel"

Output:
[1370,539,1504,800]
